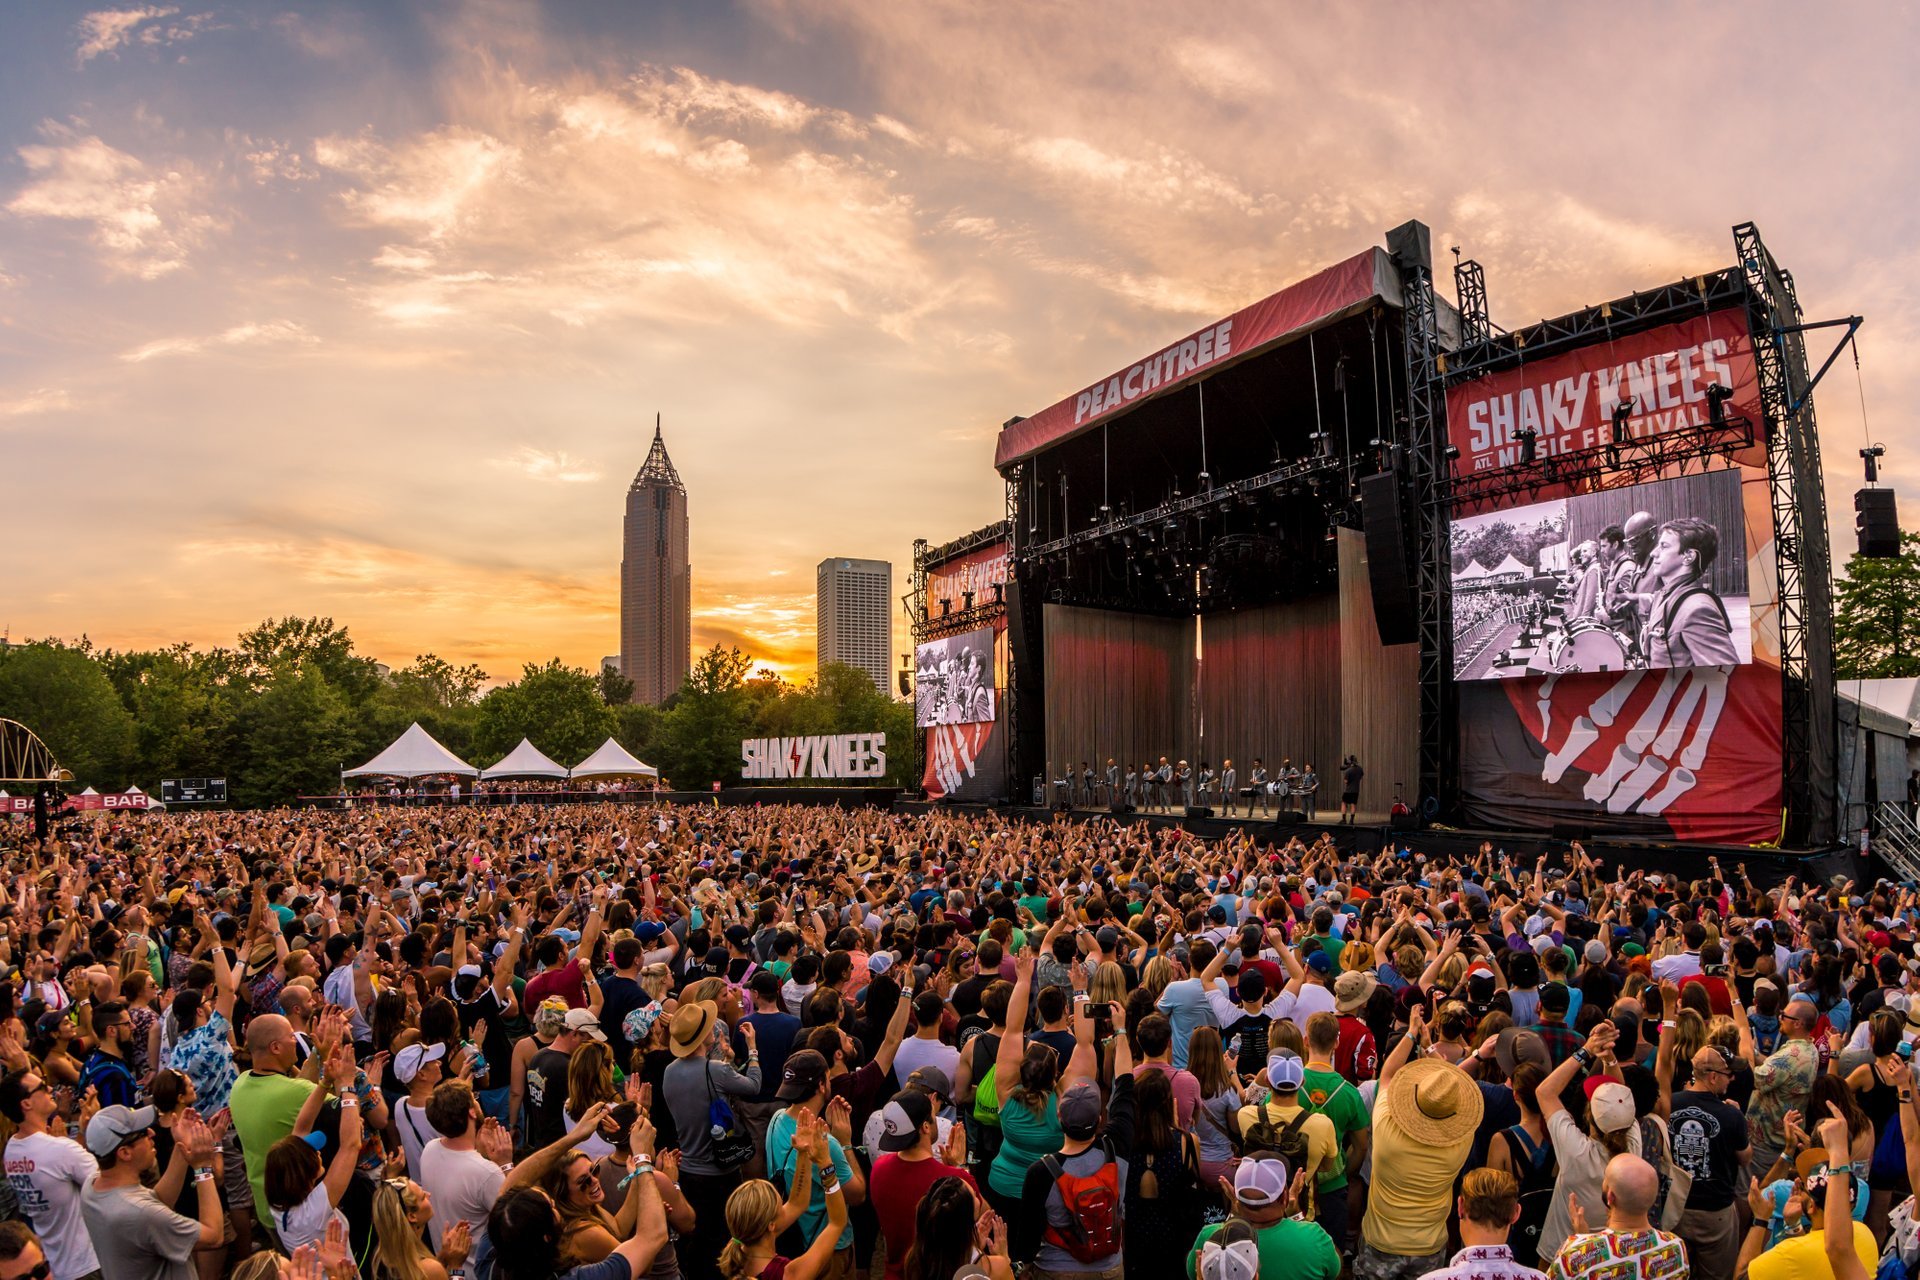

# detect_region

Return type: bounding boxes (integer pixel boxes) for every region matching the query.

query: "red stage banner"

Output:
[926,541,1010,610]
[1458,663,1781,845]
[1444,309,1760,478]
[994,249,1391,468]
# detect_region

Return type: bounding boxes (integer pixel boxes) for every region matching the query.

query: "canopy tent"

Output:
[1455,561,1490,580]
[343,722,478,779]
[481,738,571,781]
[79,787,99,796]
[1492,554,1531,577]
[571,738,659,779]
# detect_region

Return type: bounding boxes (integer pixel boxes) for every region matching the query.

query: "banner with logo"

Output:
[926,541,1010,613]
[1444,309,1760,479]
[0,792,150,814]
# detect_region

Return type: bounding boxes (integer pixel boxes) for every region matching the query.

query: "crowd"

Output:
[0,801,1908,1280]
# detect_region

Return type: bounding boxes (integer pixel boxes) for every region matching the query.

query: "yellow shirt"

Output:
[1361,1085,1475,1257]
[1235,1098,1337,1213]
[1749,1220,1878,1280]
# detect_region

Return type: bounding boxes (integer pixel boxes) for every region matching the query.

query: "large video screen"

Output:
[915,626,998,727]
[1449,469,1751,681]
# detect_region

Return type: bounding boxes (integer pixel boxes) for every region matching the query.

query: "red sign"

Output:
[994,249,1391,468]
[0,793,149,814]
[927,542,1010,610]
[1444,309,1760,477]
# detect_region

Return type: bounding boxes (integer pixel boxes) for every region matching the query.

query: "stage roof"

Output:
[344,722,479,778]
[994,247,1401,470]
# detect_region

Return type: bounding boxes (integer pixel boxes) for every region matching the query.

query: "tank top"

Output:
[989,1092,1061,1197]
[526,1047,572,1149]
[1860,1061,1901,1135]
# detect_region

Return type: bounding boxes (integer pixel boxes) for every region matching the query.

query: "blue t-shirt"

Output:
[1156,979,1217,1070]
[767,1108,855,1251]
[742,1011,801,1104]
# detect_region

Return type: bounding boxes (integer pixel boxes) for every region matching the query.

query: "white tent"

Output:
[1455,560,1491,580]
[79,787,99,796]
[571,738,659,779]
[481,738,571,780]
[1492,554,1531,577]
[343,722,478,779]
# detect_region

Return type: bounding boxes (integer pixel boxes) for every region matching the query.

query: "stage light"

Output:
[1706,382,1734,425]
[1516,427,1537,465]
[1444,444,1461,461]
[991,583,1004,604]
[939,597,952,617]
[962,590,974,611]
[1610,398,1635,445]
[1863,444,1887,483]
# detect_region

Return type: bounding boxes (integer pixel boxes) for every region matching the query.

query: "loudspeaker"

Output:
[1385,220,1433,274]
[1005,579,1045,788]
[1184,805,1214,820]
[1857,488,1901,558]
[1388,812,1419,832]
[1359,471,1418,645]
[1274,809,1306,825]
[1110,803,1135,815]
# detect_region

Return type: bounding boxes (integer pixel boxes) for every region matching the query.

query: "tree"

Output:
[598,663,635,706]
[473,660,615,766]
[227,663,359,806]
[1834,532,1920,678]
[234,617,382,701]
[0,641,136,788]
[653,646,755,787]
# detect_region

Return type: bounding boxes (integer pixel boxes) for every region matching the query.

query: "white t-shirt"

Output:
[891,1036,960,1084]
[561,1106,614,1160]
[4,1129,100,1280]
[418,1139,504,1253]
[394,1099,437,1180]
[274,1180,348,1253]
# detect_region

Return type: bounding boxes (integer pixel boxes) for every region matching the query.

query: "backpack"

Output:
[972,1063,1001,1128]
[1233,1102,1312,1180]
[1501,1124,1555,1267]
[1041,1144,1123,1264]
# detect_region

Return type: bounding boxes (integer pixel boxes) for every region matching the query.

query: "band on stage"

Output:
[1047,753,1363,821]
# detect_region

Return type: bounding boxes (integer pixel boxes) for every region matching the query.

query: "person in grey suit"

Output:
[1124,762,1140,808]
[1249,758,1269,816]
[1104,759,1120,806]
[1176,759,1193,809]
[1220,759,1238,817]
[1155,756,1174,812]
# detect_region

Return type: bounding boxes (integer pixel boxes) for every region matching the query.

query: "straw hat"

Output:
[668,1000,719,1059]
[1385,1056,1483,1146]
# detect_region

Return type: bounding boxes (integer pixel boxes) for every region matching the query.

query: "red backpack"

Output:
[1040,1146,1123,1264]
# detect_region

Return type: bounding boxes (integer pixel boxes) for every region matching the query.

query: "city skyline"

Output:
[2,3,1916,687]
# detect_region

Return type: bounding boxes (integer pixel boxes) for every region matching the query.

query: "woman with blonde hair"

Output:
[716,1110,846,1280]
[639,962,673,1006]
[1140,955,1174,1003]
[370,1177,470,1280]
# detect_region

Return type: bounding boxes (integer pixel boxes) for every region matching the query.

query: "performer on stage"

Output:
[1276,758,1299,810]
[1104,758,1120,806]
[1340,755,1364,824]
[1248,758,1269,816]
[1152,756,1170,812]
[1081,760,1097,807]
[1176,759,1193,809]
[1220,758,1237,816]
[1124,762,1140,808]
[1197,761,1215,808]
[1297,763,1320,821]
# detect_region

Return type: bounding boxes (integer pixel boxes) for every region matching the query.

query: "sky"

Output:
[3,1,1917,688]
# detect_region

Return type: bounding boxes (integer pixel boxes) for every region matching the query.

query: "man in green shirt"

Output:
[1190,1156,1340,1280]
[1302,1012,1371,1255]
[227,1013,319,1225]
[1306,906,1344,975]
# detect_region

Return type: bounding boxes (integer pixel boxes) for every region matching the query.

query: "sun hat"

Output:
[1384,1056,1484,1146]
[668,1000,719,1058]
[1333,970,1378,1014]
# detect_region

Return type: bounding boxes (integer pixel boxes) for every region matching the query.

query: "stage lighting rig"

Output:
[1705,382,1734,425]
[1515,427,1537,464]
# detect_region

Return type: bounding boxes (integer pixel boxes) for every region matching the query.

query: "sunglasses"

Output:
[15,1262,50,1280]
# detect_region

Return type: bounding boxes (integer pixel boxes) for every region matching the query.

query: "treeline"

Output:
[0,618,913,806]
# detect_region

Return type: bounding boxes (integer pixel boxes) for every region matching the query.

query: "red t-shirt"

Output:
[1678,973,1734,1018]
[1335,1014,1378,1082]
[522,958,586,1009]
[871,1154,977,1280]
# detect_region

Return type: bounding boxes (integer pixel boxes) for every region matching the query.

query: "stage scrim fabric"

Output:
[1199,599,1342,790]
[1043,606,1192,785]
[1338,529,1418,814]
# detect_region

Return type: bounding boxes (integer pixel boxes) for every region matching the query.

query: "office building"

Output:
[620,421,691,704]
[817,558,891,694]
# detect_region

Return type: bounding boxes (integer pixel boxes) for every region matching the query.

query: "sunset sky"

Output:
[4,2,1916,687]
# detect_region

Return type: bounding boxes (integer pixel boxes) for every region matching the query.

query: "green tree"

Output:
[0,641,136,788]
[1834,532,1920,678]
[235,617,382,701]
[653,646,755,788]
[598,663,635,706]
[473,660,615,766]
[227,663,359,806]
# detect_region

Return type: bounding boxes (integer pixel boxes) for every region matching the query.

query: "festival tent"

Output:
[343,722,479,779]
[79,787,99,796]
[1492,554,1531,577]
[481,738,571,780]
[1456,560,1490,581]
[571,738,659,779]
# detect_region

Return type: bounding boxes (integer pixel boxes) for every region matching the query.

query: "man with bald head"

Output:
[227,1012,318,1228]
[1667,1044,1750,1280]
[1545,1155,1685,1280]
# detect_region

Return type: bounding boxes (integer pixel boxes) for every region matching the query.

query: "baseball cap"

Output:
[874,1090,935,1152]
[1585,1079,1637,1133]
[394,1042,447,1084]
[776,1049,829,1102]
[867,952,894,977]
[1058,1082,1103,1139]
[1265,1052,1305,1090]
[1232,1156,1290,1207]
[724,924,753,948]
[85,1104,157,1158]
[1096,925,1121,951]
[564,1008,607,1042]
[1305,950,1333,974]
[1495,1027,1551,1075]
[908,1065,953,1101]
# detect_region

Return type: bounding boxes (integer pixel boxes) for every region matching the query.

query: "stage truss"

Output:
[907,520,1011,797]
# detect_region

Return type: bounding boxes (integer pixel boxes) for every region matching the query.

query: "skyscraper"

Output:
[620,420,690,704]
[817,558,891,695]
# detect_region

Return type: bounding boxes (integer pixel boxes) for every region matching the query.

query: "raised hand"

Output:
[477,1117,513,1165]
[1567,1191,1591,1236]
[318,1216,353,1278]
[825,1095,853,1146]
[438,1220,472,1271]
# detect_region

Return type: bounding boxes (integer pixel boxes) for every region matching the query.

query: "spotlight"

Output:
[991,582,1004,604]
[1610,398,1635,446]
[1443,444,1461,461]
[1863,444,1887,483]
[939,597,952,617]
[1705,382,1734,425]
[962,590,974,612]
[1516,427,1537,465]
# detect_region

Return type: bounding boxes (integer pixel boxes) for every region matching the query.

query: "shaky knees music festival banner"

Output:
[1445,309,1761,479]
[926,542,1010,614]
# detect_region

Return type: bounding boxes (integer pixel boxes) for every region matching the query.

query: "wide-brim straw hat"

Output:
[1386,1056,1484,1146]
[669,1000,718,1058]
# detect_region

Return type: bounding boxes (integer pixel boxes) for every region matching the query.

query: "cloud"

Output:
[490,446,602,483]
[0,388,74,418]
[76,6,212,64]
[6,123,217,279]
[120,319,316,363]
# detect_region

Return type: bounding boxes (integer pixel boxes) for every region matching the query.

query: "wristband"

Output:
[193,1167,215,1183]
[821,1178,843,1195]
[339,1095,359,1107]
[1573,1048,1593,1066]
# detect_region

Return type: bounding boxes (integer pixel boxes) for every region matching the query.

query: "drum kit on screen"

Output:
[1539,617,1636,674]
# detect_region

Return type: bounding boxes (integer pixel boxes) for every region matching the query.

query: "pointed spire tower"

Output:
[620,414,691,704]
